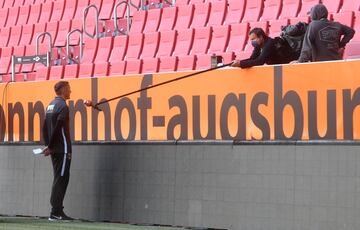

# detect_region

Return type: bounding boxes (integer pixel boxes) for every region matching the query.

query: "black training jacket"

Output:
[42,96,72,154]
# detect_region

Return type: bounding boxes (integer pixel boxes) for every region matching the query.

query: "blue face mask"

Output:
[251,40,259,48]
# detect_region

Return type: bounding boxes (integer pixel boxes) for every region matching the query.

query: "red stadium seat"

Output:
[78,63,94,78]
[250,21,269,34]
[0,9,9,28]
[110,61,126,76]
[31,23,46,45]
[17,5,30,26]
[191,0,204,3]
[261,0,282,21]
[129,10,147,35]
[94,37,113,63]
[341,0,360,13]
[225,0,245,24]
[44,21,59,45]
[175,0,189,6]
[8,26,22,47]
[191,2,210,28]
[89,0,103,14]
[55,20,72,47]
[112,1,126,19]
[39,2,54,23]
[0,47,13,74]
[226,23,249,55]
[207,1,227,26]
[242,0,264,23]
[298,0,320,17]
[191,27,212,55]
[177,55,196,71]
[83,19,104,43]
[28,3,41,24]
[141,32,160,58]
[142,58,159,74]
[49,65,65,80]
[352,12,360,41]
[332,12,354,28]
[344,42,360,59]
[173,28,194,56]
[159,56,177,72]
[322,0,342,13]
[174,4,194,30]
[129,0,141,17]
[125,59,142,75]
[0,27,11,47]
[158,6,177,31]
[279,0,301,19]
[99,0,115,20]
[109,35,128,62]
[81,38,99,64]
[157,30,176,57]
[196,54,213,70]
[6,7,20,27]
[63,0,77,20]
[143,8,162,33]
[125,33,144,60]
[13,0,25,7]
[19,24,34,46]
[269,19,289,38]
[208,25,230,54]
[63,64,79,79]
[93,62,110,77]
[74,0,90,19]
[3,0,14,8]
[24,0,34,5]
[35,66,50,81]
[51,0,65,22]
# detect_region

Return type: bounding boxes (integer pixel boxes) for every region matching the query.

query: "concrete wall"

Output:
[1,142,360,230]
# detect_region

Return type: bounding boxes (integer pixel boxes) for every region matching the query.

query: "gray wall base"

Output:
[1,144,360,230]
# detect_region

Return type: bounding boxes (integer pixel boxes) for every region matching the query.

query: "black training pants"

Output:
[50,152,71,215]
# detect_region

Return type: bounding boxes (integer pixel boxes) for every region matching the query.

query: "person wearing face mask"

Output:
[296,4,355,63]
[231,28,283,68]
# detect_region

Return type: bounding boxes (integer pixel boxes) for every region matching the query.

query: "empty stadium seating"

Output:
[0,0,359,82]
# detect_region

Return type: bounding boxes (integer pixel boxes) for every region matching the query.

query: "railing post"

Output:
[114,1,131,35]
[83,5,100,39]
[66,29,84,63]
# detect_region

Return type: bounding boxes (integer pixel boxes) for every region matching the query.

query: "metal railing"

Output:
[66,29,84,64]
[82,5,100,39]
[36,32,53,59]
[113,1,131,36]
[140,0,175,9]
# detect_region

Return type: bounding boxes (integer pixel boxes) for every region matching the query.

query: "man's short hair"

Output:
[54,81,69,95]
[249,28,267,39]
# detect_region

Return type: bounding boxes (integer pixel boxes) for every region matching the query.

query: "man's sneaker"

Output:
[48,212,74,221]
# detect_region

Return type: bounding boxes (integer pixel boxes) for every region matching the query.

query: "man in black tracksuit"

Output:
[231,28,285,68]
[42,81,73,221]
[298,4,355,62]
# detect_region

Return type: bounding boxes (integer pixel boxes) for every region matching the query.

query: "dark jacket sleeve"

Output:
[47,106,68,149]
[42,120,49,146]
[298,24,314,63]
[239,41,275,68]
[339,24,355,48]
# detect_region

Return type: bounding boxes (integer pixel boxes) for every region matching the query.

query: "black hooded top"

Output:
[298,4,355,62]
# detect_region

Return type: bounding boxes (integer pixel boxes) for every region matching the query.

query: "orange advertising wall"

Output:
[0,60,360,142]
